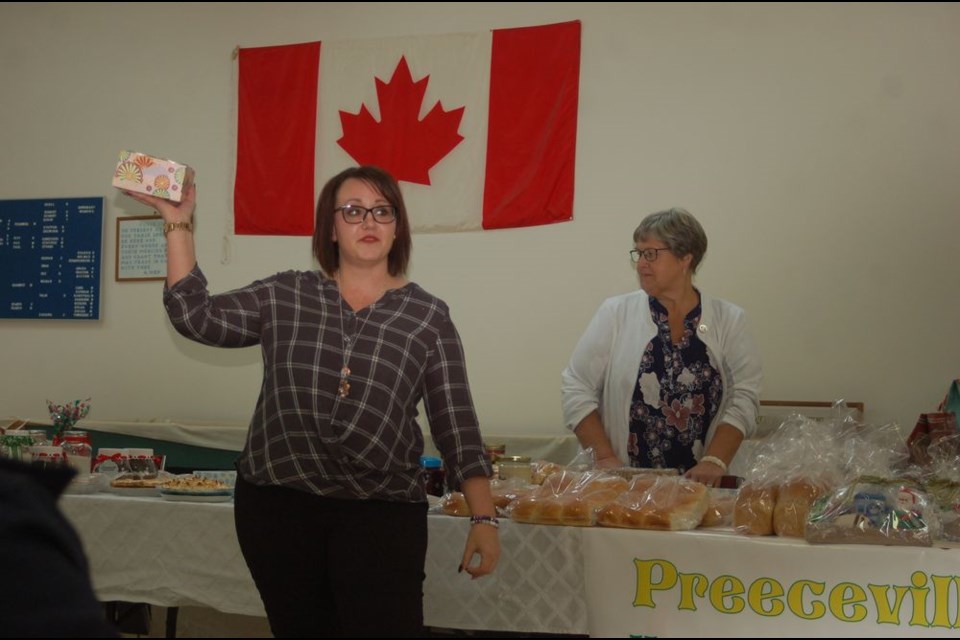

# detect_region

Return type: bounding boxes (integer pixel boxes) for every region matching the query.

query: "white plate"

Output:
[159,487,233,497]
[159,492,233,503]
[107,486,162,497]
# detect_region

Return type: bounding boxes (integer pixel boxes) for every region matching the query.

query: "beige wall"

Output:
[1,3,958,437]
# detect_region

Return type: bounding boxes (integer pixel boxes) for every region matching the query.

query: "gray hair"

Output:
[633,207,708,273]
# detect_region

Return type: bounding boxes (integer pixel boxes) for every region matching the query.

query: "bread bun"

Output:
[596,476,708,530]
[773,478,828,538]
[440,491,471,517]
[733,483,779,535]
[506,470,629,526]
[700,488,737,527]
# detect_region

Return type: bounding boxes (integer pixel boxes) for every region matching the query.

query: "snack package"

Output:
[805,479,940,547]
[112,150,194,202]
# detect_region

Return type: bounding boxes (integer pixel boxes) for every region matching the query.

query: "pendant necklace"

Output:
[335,274,378,399]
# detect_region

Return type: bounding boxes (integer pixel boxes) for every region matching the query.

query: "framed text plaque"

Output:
[116,215,166,282]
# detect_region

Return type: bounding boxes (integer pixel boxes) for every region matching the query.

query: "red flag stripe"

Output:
[483,21,580,230]
[235,42,320,235]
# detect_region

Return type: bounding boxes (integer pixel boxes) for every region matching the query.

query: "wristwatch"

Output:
[163,221,193,236]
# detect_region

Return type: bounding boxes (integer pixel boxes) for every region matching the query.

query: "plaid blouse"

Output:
[163,264,491,502]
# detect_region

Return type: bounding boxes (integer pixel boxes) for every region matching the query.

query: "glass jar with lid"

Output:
[498,455,532,483]
[61,430,93,474]
[0,432,34,462]
[123,448,158,477]
[31,445,68,471]
[420,455,446,497]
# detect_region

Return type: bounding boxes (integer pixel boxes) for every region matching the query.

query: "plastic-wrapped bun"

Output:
[733,482,779,535]
[773,478,828,537]
[596,475,708,530]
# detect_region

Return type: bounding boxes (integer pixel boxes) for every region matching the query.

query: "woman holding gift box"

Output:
[122,166,499,637]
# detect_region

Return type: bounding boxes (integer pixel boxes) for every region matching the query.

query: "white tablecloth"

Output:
[61,494,263,616]
[62,493,959,636]
[60,494,589,634]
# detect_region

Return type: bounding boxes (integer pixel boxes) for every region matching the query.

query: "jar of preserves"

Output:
[420,456,446,497]
[93,448,126,477]
[31,445,67,470]
[498,455,532,483]
[0,432,33,462]
[61,431,93,474]
[123,448,158,477]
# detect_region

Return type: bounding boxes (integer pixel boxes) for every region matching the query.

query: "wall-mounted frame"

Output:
[116,215,166,282]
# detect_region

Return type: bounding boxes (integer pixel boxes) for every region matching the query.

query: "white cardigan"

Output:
[561,289,763,463]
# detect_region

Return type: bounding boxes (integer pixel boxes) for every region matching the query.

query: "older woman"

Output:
[562,208,762,486]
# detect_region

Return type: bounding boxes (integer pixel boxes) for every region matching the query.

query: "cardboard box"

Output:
[112,150,194,202]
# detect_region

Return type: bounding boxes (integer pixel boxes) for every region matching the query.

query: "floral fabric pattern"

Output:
[627,296,722,472]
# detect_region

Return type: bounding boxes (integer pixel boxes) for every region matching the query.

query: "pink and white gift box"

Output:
[112,150,194,202]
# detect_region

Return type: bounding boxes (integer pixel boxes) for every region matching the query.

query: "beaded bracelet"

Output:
[699,455,728,473]
[469,515,500,529]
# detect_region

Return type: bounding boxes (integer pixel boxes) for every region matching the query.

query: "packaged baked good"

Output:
[531,460,565,485]
[805,479,939,547]
[733,482,778,536]
[700,487,737,527]
[596,475,709,530]
[439,492,471,517]
[773,477,830,538]
[507,470,629,526]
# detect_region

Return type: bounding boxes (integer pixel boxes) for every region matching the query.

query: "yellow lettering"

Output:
[709,575,745,614]
[787,580,826,620]
[634,558,678,608]
[829,582,867,622]
[910,570,930,627]
[868,583,909,625]
[928,574,959,629]
[747,577,785,616]
[677,572,709,611]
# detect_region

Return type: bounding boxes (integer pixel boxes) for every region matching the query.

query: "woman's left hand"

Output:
[460,522,500,579]
[684,460,725,486]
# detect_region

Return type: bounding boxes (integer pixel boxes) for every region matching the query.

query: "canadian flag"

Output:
[234,21,580,235]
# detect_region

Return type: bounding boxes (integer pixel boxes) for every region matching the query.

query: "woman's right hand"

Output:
[121,183,196,224]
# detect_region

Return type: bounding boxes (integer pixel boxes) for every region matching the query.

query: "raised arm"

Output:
[121,184,196,287]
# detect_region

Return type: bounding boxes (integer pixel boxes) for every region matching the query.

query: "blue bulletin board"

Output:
[0,197,103,320]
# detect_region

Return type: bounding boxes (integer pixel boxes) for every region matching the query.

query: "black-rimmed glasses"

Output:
[336,205,397,224]
[629,247,671,263]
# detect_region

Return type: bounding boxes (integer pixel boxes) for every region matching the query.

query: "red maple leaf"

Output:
[337,56,465,185]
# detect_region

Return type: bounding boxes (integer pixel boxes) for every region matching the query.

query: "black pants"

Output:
[234,477,428,638]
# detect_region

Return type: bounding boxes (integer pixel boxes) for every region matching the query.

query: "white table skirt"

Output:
[63,493,959,637]
[60,494,589,634]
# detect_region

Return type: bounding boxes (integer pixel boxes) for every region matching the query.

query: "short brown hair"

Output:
[312,166,412,277]
[633,207,708,273]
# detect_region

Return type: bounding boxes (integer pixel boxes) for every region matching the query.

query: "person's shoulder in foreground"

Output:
[0,457,119,638]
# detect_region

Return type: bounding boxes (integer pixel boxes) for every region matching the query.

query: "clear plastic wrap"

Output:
[731,402,907,538]
[805,478,941,547]
[507,469,629,526]
[917,433,960,541]
[595,475,709,530]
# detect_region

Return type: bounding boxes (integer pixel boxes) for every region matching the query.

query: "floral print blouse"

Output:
[628,295,723,472]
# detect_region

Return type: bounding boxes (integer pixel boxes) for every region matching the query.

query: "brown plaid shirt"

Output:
[164,265,491,502]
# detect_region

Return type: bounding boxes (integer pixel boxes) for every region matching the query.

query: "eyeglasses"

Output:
[629,247,671,263]
[336,205,397,224]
